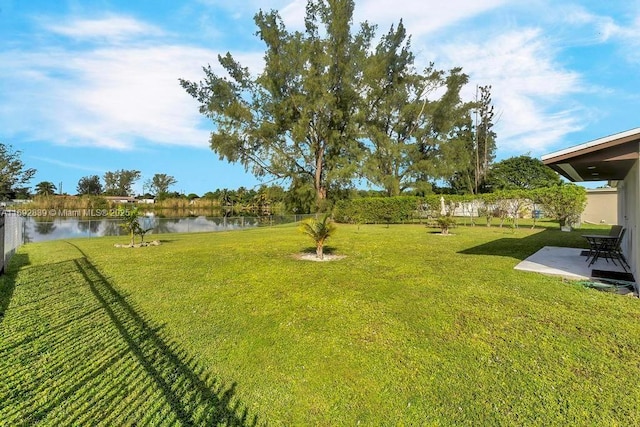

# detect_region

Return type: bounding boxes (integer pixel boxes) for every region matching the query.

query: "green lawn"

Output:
[1,223,639,425]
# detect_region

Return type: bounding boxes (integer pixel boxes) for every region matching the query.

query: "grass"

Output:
[1,222,640,425]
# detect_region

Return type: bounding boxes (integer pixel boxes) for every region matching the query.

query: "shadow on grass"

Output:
[0,242,259,426]
[0,252,30,326]
[301,246,337,255]
[458,226,607,261]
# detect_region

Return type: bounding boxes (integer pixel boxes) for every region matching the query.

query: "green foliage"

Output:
[360,21,475,196]
[76,175,103,195]
[333,196,421,224]
[34,181,57,196]
[103,169,141,196]
[488,155,562,190]
[118,208,152,245]
[146,173,177,199]
[298,214,336,259]
[86,195,109,210]
[535,184,587,227]
[447,85,497,194]
[0,143,36,200]
[180,0,370,209]
[436,215,456,234]
[181,0,490,209]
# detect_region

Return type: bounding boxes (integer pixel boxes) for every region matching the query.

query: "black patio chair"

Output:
[597,227,630,271]
[584,225,623,265]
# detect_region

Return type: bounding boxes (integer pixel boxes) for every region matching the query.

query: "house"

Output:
[103,196,137,204]
[542,127,640,279]
[583,188,618,225]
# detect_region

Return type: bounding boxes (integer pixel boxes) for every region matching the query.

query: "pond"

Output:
[18,215,305,243]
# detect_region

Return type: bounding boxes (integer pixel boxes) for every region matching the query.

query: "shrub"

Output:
[535,184,587,228]
[333,197,421,224]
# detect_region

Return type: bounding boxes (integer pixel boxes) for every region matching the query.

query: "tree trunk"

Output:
[314,146,327,211]
[316,243,324,260]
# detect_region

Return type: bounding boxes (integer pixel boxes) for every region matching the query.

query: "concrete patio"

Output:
[515,245,634,282]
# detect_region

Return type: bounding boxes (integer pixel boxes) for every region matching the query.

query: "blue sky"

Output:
[1,0,639,195]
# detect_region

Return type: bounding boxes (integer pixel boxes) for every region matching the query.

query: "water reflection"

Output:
[22,215,300,243]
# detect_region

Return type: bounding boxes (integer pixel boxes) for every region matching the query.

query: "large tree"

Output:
[34,181,57,196]
[361,20,480,197]
[77,175,103,195]
[488,155,562,190]
[103,169,141,196]
[145,173,177,198]
[181,0,374,210]
[0,143,36,200]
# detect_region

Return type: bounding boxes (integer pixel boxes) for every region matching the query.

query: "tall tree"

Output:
[181,0,374,210]
[145,173,177,198]
[361,19,471,197]
[0,143,36,200]
[34,181,57,196]
[474,85,497,192]
[488,155,562,190]
[77,175,103,195]
[103,169,141,196]
[447,85,496,194]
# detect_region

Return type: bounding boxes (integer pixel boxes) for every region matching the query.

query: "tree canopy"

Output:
[181,0,485,210]
[146,173,177,199]
[77,175,103,196]
[103,169,141,196]
[488,155,562,190]
[0,143,36,200]
[360,18,474,197]
[34,181,57,196]
[181,0,370,210]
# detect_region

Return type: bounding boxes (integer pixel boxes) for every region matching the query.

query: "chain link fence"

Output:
[3,214,26,271]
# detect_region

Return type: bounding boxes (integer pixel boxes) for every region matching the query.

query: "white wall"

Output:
[618,160,639,279]
[583,189,618,225]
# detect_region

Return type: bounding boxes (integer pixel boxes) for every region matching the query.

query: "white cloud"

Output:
[354,0,510,36]
[561,6,640,62]
[438,28,584,154]
[0,16,264,152]
[44,15,164,42]
[4,3,628,160]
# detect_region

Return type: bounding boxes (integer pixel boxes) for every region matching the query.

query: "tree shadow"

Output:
[458,226,604,262]
[0,243,259,426]
[0,252,30,326]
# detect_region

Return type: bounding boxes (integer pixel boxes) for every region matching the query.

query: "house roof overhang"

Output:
[542,128,640,182]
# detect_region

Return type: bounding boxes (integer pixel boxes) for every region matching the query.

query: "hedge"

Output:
[332,185,587,226]
[333,196,422,224]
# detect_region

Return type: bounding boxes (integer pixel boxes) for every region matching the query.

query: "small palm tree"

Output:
[436,215,456,235]
[299,215,336,260]
[120,208,143,246]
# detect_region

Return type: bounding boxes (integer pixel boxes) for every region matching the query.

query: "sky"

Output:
[1,0,639,196]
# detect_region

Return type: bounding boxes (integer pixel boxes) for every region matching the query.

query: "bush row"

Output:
[332,185,587,225]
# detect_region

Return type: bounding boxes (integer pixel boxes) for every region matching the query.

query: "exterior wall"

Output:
[582,189,618,225]
[618,160,639,279]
